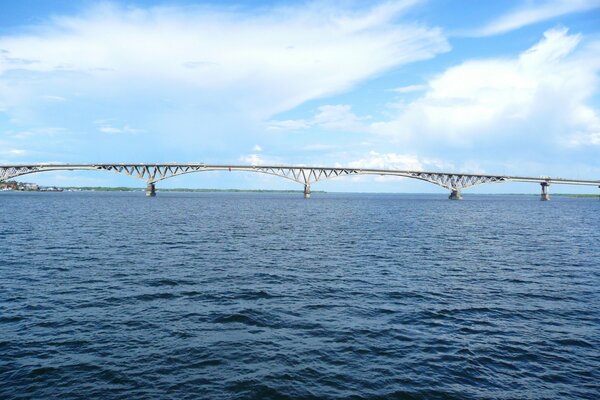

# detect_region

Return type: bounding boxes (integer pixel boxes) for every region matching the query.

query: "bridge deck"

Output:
[1,164,599,199]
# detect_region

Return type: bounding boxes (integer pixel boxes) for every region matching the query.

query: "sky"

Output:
[1,0,599,193]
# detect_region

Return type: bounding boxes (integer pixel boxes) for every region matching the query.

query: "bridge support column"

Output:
[449,189,462,200]
[540,182,550,201]
[303,183,311,199]
[146,182,156,197]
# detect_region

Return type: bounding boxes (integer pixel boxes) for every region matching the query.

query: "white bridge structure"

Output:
[2,163,600,200]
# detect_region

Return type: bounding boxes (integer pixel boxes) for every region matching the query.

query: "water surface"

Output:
[1,192,599,399]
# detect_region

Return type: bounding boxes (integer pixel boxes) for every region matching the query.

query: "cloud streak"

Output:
[268,104,368,132]
[0,1,449,119]
[464,0,600,37]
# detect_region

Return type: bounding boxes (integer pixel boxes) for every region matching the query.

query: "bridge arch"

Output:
[0,164,473,198]
[2,163,597,200]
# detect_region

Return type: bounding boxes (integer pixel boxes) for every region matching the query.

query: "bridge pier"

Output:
[304,183,311,199]
[449,189,462,200]
[540,182,550,201]
[146,182,156,197]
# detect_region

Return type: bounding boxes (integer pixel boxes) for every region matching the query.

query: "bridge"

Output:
[1,163,600,200]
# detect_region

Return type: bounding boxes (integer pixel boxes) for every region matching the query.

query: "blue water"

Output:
[1,192,599,399]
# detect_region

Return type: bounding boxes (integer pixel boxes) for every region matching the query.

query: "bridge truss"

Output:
[1,163,599,199]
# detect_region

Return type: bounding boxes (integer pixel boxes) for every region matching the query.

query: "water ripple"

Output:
[1,192,599,399]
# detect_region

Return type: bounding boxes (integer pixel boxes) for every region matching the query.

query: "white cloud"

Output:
[252,144,262,152]
[274,28,600,152]
[97,124,141,134]
[98,126,122,134]
[333,151,455,182]
[0,148,27,156]
[267,119,311,131]
[239,154,265,165]
[369,28,600,146]
[347,151,424,170]
[268,104,368,132]
[7,127,64,139]
[390,84,427,93]
[41,95,66,102]
[0,1,449,119]
[313,104,367,131]
[465,0,600,37]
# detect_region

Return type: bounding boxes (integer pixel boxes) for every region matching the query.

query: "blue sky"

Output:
[1,0,599,193]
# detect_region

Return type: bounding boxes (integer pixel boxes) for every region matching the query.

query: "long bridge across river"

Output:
[1,163,600,200]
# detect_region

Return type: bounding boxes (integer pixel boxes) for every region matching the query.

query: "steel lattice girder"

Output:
[1,164,598,191]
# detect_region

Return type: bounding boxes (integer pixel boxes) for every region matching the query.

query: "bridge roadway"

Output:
[1,163,600,200]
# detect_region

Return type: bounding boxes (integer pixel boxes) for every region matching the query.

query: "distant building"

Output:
[0,181,42,191]
[0,181,18,190]
[21,183,39,191]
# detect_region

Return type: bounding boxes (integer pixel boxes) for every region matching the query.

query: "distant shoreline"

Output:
[6,186,325,194]
[1,186,599,198]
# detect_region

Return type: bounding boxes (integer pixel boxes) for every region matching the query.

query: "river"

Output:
[1,192,599,399]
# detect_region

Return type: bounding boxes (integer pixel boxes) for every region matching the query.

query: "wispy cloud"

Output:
[93,119,141,134]
[390,84,427,93]
[7,127,65,139]
[98,125,141,134]
[239,154,265,165]
[0,148,27,157]
[464,0,600,37]
[0,1,449,119]
[267,119,311,131]
[268,104,368,132]
[346,151,424,170]
[41,95,66,102]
